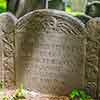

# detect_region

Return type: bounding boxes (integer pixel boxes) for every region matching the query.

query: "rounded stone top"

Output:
[86,18,100,40]
[17,9,85,37]
[15,9,85,96]
[0,12,17,33]
[0,12,17,23]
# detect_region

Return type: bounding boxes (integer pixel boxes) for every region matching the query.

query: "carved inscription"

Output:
[16,10,84,95]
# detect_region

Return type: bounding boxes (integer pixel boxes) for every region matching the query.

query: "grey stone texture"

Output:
[85,18,100,98]
[16,0,45,18]
[0,9,100,98]
[15,9,85,96]
[0,12,17,89]
[75,14,91,24]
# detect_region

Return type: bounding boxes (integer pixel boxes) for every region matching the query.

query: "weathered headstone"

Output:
[0,12,17,89]
[15,9,85,96]
[85,1,100,17]
[85,18,100,98]
[0,23,3,84]
[8,0,65,18]
[15,0,45,18]
[75,14,91,24]
[7,0,19,14]
[48,0,65,11]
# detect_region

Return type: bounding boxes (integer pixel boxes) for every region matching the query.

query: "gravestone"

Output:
[15,0,45,18]
[48,0,65,11]
[75,14,91,24]
[85,18,100,98]
[0,21,3,84]
[85,1,100,17]
[0,12,17,88]
[7,0,19,14]
[15,9,85,96]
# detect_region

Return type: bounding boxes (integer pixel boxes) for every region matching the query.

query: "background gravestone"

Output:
[7,0,65,18]
[0,22,3,84]
[0,12,17,89]
[15,9,85,96]
[7,0,19,14]
[85,18,100,98]
[15,0,45,18]
[85,1,100,17]
[75,14,91,24]
[48,0,64,10]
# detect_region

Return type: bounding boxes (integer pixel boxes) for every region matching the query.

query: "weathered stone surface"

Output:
[75,14,91,24]
[15,9,85,96]
[85,1,100,17]
[8,0,65,18]
[85,18,100,98]
[0,25,3,84]
[0,12,17,89]
[16,0,45,18]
